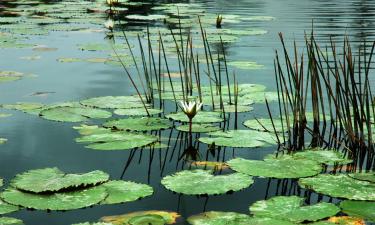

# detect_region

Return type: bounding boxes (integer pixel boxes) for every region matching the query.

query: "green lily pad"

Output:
[76,130,158,150]
[299,174,375,200]
[340,200,375,222]
[1,186,107,210]
[161,169,253,195]
[100,180,153,205]
[0,113,11,118]
[128,214,166,225]
[250,196,340,223]
[199,130,277,148]
[166,111,224,123]
[348,172,375,183]
[216,104,253,113]
[0,217,24,225]
[126,14,167,21]
[187,211,296,225]
[101,211,180,225]
[80,96,145,109]
[1,102,44,114]
[72,223,113,225]
[176,124,221,133]
[0,138,7,144]
[114,108,162,116]
[40,106,112,122]
[0,178,2,187]
[227,61,264,70]
[0,199,20,215]
[227,156,322,178]
[103,117,172,132]
[10,168,109,193]
[244,118,287,132]
[293,149,353,165]
[240,92,279,104]
[0,71,23,83]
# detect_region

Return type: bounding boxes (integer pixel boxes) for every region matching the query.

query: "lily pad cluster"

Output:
[0,168,153,210]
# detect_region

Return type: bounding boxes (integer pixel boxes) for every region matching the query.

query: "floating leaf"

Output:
[250,196,340,223]
[0,71,23,83]
[0,138,7,144]
[114,108,162,116]
[103,117,172,132]
[348,172,375,183]
[340,200,375,222]
[240,92,279,104]
[161,169,253,195]
[166,111,223,123]
[100,180,153,205]
[227,61,264,70]
[1,102,44,114]
[80,96,144,109]
[199,130,276,148]
[0,113,11,118]
[243,118,286,132]
[293,149,352,165]
[189,161,228,171]
[76,129,158,150]
[299,174,375,200]
[72,223,113,225]
[126,14,167,21]
[227,156,322,178]
[176,124,220,133]
[0,199,20,215]
[101,211,180,225]
[10,168,109,193]
[0,217,24,225]
[40,106,111,122]
[187,211,295,225]
[1,186,107,210]
[312,216,366,225]
[127,214,166,225]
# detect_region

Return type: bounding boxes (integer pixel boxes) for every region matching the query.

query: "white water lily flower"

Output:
[104,19,114,31]
[179,100,203,120]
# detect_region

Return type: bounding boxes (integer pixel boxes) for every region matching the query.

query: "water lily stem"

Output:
[189,118,193,145]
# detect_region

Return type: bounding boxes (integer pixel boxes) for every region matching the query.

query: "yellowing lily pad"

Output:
[340,200,375,222]
[101,211,180,225]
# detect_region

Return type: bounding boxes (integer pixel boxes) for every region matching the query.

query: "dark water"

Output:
[0,0,374,224]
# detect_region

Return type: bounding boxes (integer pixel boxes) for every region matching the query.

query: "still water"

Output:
[0,0,374,224]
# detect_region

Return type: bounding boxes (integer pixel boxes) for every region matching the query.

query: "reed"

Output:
[273,31,375,170]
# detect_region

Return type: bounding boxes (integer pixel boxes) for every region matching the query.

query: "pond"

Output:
[0,0,374,224]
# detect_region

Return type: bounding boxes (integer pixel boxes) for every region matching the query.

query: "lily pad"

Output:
[249,196,340,223]
[189,161,229,171]
[161,169,253,195]
[1,186,107,210]
[176,124,221,133]
[187,211,296,225]
[244,118,287,132]
[101,211,180,225]
[348,172,375,183]
[40,106,112,122]
[0,217,24,225]
[166,111,223,123]
[103,117,172,132]
[199,130,277,148]
[227,61,264,70]
[80,96,145,109]
[0,199,20,215]
[126,14,167,21]
[113,108,162,116]
[76,130,158,150]
[100,180,153,205]
[340,200,375,222]
[227,156,322,178]
[1,102,44,114]
[10,168,109,193]
[128,215,166,225]
[293,149,353,165]
[299,174,375,200]
[312,216,366,225]
[0,71,23,83]
[0,138,7,144]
